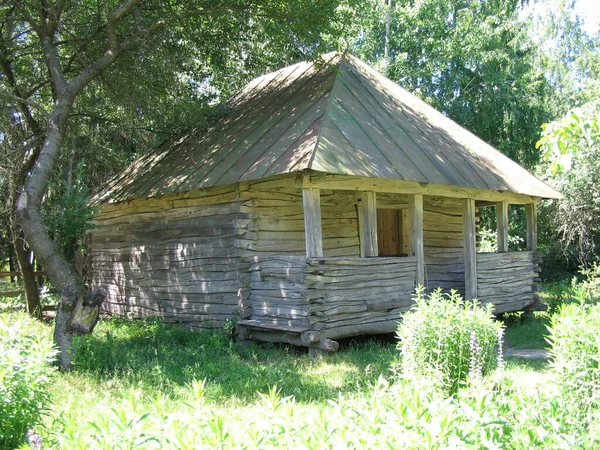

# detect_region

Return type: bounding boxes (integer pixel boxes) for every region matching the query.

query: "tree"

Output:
[0,0,347,367]
[537,102,600,265]
[348,0,552,169]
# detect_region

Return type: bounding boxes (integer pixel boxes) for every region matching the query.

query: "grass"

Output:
[64,317,397,407]
[36,313,555,445]
[502,312,551,349]
[8,282,596,448]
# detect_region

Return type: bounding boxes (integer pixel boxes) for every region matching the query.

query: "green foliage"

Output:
[547,301,600,433]
[502,312,550,350]
[42,160,97,260]
[1,292,594,449]
[350,0,551,169]
[395,289,504,394]
[537,102,600,265]
[0,313,56,449]
[68,317,393,405]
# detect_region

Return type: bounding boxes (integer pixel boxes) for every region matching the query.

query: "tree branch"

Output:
[106,0,142,50]
[0,90,50,120]
[68,4,229,98]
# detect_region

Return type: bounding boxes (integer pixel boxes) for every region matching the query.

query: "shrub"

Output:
[396,289,504,394]
[547,301,600,430]
[0,313,56,449]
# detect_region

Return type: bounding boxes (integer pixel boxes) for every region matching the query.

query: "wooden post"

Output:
[463,198,477,300]
[402,209,410,255]
[303,188,323,258]
[408,194,424,288]
[525,203,538,251]
[359,191,378,257]
[496,201,509,253]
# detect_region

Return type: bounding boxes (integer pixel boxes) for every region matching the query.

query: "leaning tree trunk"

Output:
[16,104,104,368]
[6,178,41,318]
[12,231,41,319]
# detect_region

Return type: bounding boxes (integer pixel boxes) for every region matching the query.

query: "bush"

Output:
[547,301,600,429]
[396,289,504,394]
[0,313,56,449]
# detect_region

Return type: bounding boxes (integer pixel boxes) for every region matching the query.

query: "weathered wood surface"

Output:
[360,191,378,257]
[90,189,251,328]
[242,255,418,347]
[496,201,509,252]
[463,198,478,300]
[476,251,542,313]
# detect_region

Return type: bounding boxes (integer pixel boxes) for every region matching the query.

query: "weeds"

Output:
[2,280,598,448]
[395,289,503,394]
[0,313,56,449]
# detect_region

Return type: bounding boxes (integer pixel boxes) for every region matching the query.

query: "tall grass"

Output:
[0,313,56,449]
[396,289,503,394]
[2,279,598,448]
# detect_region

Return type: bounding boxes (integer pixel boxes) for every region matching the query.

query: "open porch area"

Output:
[237,175,543,353]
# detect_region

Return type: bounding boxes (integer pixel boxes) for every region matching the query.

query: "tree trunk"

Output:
[16,105,104,368]
[13,232,41,319]
[6,174,42,318]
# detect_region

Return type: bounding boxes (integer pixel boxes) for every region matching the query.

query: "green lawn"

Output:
[4,284,598,449]
[32,314,559,449]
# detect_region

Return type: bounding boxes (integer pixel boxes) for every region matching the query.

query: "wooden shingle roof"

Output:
[96,53,561,203]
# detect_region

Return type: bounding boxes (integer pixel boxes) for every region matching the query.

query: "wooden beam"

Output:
[408,194,424,288]
[463,198,477,300]
[496,201,509,252]
[525,203,538,251]
[303,174,547,204]
[402,209,410,255]
[302,187,323,258]
[359,191,378,257]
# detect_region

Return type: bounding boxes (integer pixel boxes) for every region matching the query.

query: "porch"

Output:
[237,174,543,352]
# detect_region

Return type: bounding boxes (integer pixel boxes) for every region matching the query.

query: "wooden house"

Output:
[90,53,561,353]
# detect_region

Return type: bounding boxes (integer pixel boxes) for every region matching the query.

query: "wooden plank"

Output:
[496,201,509,252]
[360,191,378,257]
[526,203,538,251]
[302,187,323,258]
[402,209,410,255]
[408,194,424,287]
[463,198,477,300]
[304,174,543,204]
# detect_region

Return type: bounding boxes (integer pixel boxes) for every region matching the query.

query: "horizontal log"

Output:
[254,218,356,232]
[317,317,401,340]
[305,270,416,284]
[307,256,417,266]
[96,202,244,226]
[318,285,415,302]
[237,319,310,333]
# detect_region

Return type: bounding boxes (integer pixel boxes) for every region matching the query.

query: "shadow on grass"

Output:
[71,317,399,404]
[502,312,550,350]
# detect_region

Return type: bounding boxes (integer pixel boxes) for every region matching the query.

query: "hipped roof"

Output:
[96,53,561,204]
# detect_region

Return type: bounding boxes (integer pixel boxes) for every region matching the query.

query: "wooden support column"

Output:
[463,198,477,300]
[525,203,538,251]
[359,191,378,257]
[408,194,424,288]
[303,187,323,258]
[496,201,509,253]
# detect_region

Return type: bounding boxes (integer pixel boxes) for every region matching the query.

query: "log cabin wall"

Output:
[476,251,542,313]
[423,196,470,294]
[237,177,360,258]
[375,194,478,294]
[241,255,417,348]
[89,183,251,330]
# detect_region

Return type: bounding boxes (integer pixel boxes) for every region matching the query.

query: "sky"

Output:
[575,0,600,35]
